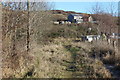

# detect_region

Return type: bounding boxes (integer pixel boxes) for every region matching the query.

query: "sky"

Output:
[54,2,118,14]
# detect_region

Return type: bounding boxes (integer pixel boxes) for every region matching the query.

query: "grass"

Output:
[14,38,111,78]
[35,22,98,45]
[60,40,112,78]
[2,8,118,78]
[90,41,116,64]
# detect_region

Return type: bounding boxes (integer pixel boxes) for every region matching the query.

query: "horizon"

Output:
[54,2,118,14]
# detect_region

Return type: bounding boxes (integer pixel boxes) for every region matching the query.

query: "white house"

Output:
[68,14,93,23]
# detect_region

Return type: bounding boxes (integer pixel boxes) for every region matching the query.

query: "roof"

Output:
[70,14,83,16]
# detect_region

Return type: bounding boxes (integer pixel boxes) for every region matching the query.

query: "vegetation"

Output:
[1,1,119,79]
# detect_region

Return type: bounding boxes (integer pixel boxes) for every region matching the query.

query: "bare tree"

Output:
[91,2,104,14]
[106,2,118,17]
[2,0,54,78]
[91,2,117,34]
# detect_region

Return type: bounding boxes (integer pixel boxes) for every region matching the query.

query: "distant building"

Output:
[68,14,93,23]
[88,16,93,22]
[68,14,83,23]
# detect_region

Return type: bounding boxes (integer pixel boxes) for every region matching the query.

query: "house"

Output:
[68,14,93,23]
[68,14,83,23]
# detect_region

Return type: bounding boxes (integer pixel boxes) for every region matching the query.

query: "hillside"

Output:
[25,38,113,78]
[1,8,120,78]
[51,10,90,21]
[51,10,90,16]
[4,37,113,78]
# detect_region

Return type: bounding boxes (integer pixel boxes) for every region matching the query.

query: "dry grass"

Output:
[2,8,118,78]
[27,38,112,78]
[90,40,116,64]
[30,43,72,78]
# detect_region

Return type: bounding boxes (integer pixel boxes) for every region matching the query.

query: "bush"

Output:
[90,41,116,64]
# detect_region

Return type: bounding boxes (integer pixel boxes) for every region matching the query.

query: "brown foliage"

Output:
[2,8,32,78]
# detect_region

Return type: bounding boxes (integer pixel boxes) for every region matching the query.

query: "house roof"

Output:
[70,14,83,16]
